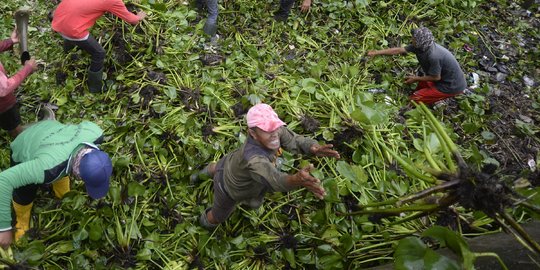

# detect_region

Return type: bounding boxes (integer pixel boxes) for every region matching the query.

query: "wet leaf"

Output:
[283,248,296,268]
[323,178,339,202]
[128,181,146,197]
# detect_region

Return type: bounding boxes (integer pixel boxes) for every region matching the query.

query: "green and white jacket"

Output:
[0,120,104,230]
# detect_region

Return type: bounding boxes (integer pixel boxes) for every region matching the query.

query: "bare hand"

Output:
[366,50,377,57]
[404,76,417,84]
[300,0,312,12]
[291,164,326,199]
[10,27,19,44]
[311,144,340,159]
[0,231,12,249]
[137,11,147,21]
[25,58,38,71]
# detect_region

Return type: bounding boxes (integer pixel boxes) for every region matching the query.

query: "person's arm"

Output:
[248,156,292,192]
[404,74,441,84]
[278,128,318,155]
[310,144,340,159]
[248,158,326,199]
[0,28,19,53]
[10,28,19,44]
[405,57,442,84]
[367,47,407,57]
[0,39,14,53]
[109,0,146,24]
[285,164,325,199]
[0,160,48,247]
[0,231,12,249]
[0,59,37,97]
[300,0,312,12]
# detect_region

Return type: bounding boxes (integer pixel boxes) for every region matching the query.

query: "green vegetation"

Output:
[0,0,539,269]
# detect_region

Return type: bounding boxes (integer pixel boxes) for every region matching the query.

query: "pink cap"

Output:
[246,103,286,132]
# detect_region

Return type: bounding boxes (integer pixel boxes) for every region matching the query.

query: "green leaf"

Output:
[423,226,474,269]
[20,241,46,264]
[424,248,460,270]
[323,178,339,202]
[283,248,296,268]
[88,220,103,241]
[136,248,153,261]
[73,227,89,242]
[339,234,354,252]
[156,59,165,68]
[128,181,146,197]
[322,129,335,141]
[317,244,334,254]
[164,86,177,99]
[319,254,343,270]
[394,237,427,270]
[109,185,121,205]
[336,161,368,188]
[426,133,441,153]
[351,102,388,125]
[49,241,74,254]
[413,138,423,151]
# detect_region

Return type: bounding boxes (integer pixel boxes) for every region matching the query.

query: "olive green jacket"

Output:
[221,127,317,206]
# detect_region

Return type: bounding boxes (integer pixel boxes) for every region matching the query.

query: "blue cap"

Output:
[79,150,112,199]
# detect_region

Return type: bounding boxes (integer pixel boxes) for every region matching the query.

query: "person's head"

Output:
[76,147,112,199]
[246,103,286,150]
[411,27,434,52]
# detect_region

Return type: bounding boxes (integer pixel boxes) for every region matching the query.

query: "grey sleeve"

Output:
[247,156,292,192]
[279,127,317,155]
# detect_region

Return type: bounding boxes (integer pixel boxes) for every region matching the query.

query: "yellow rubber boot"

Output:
[53,176,70,199]
[12,201,32,241]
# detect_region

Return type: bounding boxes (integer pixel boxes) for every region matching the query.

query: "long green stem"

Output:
[358,197,400,209]
[473,252,509,270]
[338,204,439,216]
[399,179,460,204]
[377,140,437,183]
[418,103,458,172]
[498,211,540,255]
[515,200,540,215]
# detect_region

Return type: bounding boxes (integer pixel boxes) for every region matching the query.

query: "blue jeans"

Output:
[205,0,218,25]
[204,0,295,24]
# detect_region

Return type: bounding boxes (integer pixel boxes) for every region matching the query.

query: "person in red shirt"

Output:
[51,0,146,93]
[0,27,38,138]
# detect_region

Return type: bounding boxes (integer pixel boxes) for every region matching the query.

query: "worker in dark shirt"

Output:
[367,27,467,104]
[191,103,340,229]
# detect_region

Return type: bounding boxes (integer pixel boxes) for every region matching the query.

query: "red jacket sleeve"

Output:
[0,39,14,53]
[109,0,140,24]
[0,64,33,97]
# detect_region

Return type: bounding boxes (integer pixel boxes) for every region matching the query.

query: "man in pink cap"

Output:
[191,103,340,229]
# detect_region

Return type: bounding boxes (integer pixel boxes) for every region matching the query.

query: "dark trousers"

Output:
[10,157,39,206]
[276,0,295,16]
[210,159,237,223]
[64,35,105,72]
[13,184,40,206]
[0,103,21,131]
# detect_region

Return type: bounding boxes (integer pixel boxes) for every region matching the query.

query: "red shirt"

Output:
[52,0,140,39]
[0,39,33,113]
